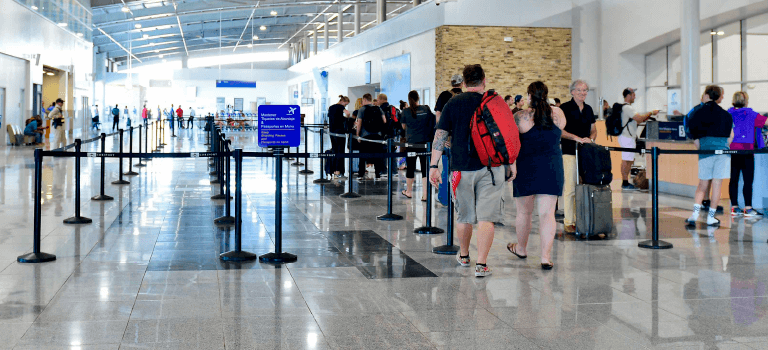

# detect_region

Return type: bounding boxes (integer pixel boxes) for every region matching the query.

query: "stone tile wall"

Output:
[435,26,572,103]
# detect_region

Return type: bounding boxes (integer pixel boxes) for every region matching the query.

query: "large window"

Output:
[646,14,768,113]
[15,0,92,41]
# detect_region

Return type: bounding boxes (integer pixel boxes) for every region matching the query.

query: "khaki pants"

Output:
[53,126,67,149]
[562,154,577,226]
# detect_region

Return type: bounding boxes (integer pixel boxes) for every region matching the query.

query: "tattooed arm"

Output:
[428,129,449,187]
[514,109,534,133]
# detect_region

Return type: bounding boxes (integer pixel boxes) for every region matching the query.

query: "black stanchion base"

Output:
[204,142,210,146]
[209,171,218,176]
[171,135,177,138]
[210,194,232,200]
[91,194,114,201]
[111,179,130,185]
[290,162,304,166]
[638,240,674,249]
[377,213,403,221]
[17,252,57,263]
[313,178,332,184]
[220,250,258,262]
[214,216,236,225]
[433,245,461,255]
[414,226,445,235]
[210,179,221,184]
[124,171,139,176]
[259,252,298,263]
[340,192,361,198]
[298,170,314,175]
[135,163,146,167]
[63,216,93,224]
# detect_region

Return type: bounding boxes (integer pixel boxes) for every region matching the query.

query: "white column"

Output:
[680,0,700,113]
[324,15,330,49]
[337,5,344,44]
[354,0,361,36]
[313,30,318,56]
[377,0,386,25]
[412,0,420,8]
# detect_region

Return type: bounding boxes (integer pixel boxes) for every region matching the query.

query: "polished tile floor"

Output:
[1,126,767,349]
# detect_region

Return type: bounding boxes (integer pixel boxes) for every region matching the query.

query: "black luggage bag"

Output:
[578,143,612,186]
[575,144,614,239]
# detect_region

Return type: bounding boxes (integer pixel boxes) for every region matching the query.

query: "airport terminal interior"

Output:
[3,0,768,349]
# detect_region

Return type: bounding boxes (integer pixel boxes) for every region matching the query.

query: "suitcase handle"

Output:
[576,143,580,186]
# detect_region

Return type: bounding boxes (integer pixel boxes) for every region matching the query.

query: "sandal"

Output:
[507,243,527,259]
[541,262,554,270]
[401,190,412,199]
[421,196,427,202]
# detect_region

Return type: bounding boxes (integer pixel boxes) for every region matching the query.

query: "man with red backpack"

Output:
[355,94,387,179]
[377,93,403,139]
[428,64,520,277]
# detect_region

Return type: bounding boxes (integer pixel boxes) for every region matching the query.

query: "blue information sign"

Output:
[258,105,301,148]
[216,80,256,88]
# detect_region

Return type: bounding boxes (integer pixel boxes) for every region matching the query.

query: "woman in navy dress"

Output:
[507,81,566,270]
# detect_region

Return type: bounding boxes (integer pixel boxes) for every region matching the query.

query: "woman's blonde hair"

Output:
[732,91,749,108]
[338,95,350,103]
[354,98,363,110]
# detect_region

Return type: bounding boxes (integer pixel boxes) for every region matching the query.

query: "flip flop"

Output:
[421,197,427,202]
[401,190,412,199]
[507,243,527,259]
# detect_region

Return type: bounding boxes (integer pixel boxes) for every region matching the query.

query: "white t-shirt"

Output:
[621,104,638,138]
[189,109,196,117]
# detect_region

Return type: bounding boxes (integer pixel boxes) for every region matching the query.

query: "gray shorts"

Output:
[698,155,731,180]
[452,167,504,224]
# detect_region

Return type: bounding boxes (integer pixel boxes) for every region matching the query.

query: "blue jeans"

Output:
[25,132,42,144]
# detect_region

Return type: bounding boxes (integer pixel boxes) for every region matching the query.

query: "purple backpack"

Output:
[729,107,766,149]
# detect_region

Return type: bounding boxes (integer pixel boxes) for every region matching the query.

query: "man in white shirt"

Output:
[618,88,658,190]
[188,107,196,128]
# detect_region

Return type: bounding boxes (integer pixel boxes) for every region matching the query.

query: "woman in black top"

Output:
[401,90,435,201]
[328,95,351,178]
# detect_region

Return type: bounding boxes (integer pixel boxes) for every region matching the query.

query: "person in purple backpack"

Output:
[727,91,768,217]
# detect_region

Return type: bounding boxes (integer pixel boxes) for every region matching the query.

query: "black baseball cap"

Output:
[55,98,65,104]
[622,88,636,98]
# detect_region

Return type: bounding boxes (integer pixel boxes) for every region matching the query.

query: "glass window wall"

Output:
[15,0,92,41]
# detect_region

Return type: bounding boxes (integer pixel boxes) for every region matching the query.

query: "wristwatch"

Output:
[429,165,439,169]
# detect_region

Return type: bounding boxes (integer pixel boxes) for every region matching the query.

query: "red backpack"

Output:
[470,90,521,172]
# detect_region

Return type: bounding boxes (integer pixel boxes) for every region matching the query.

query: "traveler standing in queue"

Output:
[355,93,386,179]
[49,98,67,149]
[434,74,464,206]
[727,91,767,217]
[188,107,195,128]
[429,64,507,277]
[504,95,514,108]
[512,95,524,114]
[168,104,175,131]
[328,95,351,179]
[618,88,659,190]
[686,85,733,227]
[142,105,148,125]
[123,106,129,122]
[507,81,566,270]
[559,80,597,234]
[402,90,434,201]
[176,105,184,129]
[111,104,120,131]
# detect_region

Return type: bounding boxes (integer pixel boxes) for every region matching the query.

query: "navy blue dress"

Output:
[512,124,564,197]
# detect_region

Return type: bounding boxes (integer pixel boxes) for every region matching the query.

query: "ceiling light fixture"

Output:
[717,31,725,35]
[77,32,84,37]
[121,6,130,12]
[31,5,38,10]
[149,42,154,46]
[252,35,259,40]
[46,72,54,76]
[159,54,164,58]
[143,34,149,38]
[710,31,717,35]
[270,10,277,16]
[154,50,159,53]
[260,25,266,31]
[57,22,67,27]
[247,44,253,48]
[135,23,142,29]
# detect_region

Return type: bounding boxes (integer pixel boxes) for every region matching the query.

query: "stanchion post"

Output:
[215,141,235,225]
[125,127,139,175]
[313,128,331,184]
[340,133,361,198]
[210,128,219,177]
[136,125,145,167]
[18,149,57,263]
[433,150,459,254]
[259,147,298,263]
[160,118,166,147]
[220,148,257,261]
[377,138,403,221]
[63,139,92,224]
[205,116,212,146]
[92,133,114,201]
[415,142,444,234]
[291,143,303,166]
[112,129,130,185]
[211,134,228,199]
[638,147,673,250]
[298,126,313,175]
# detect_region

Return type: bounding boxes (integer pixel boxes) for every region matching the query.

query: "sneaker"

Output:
[621,183,637,191]
[707,216,720,227]
[731,207,744,216]
[744,208,761,217]
[564,225,576,234]
[685,216,697,226]
[475,265,492,277]
[334,174,347,180]
[456,254,470,267]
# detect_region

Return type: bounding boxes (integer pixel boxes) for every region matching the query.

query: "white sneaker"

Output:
[456,254,470,267]
[706,216,720,227]
[475,265,492,277]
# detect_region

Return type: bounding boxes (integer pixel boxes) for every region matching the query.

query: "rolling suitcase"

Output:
[575,145,613,239]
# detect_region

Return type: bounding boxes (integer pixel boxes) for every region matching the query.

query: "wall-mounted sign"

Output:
[258,105,301,148]
[216,80,256,88]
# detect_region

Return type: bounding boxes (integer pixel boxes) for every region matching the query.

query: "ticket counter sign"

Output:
[258,105,301,148]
